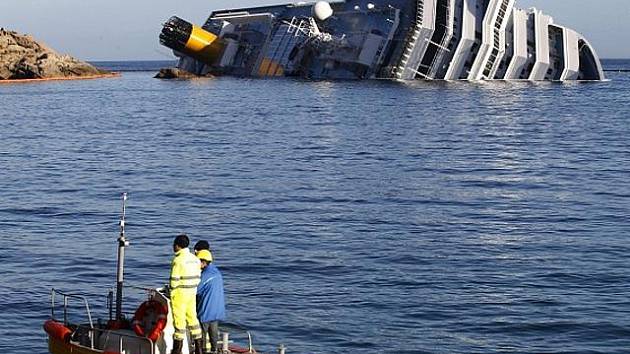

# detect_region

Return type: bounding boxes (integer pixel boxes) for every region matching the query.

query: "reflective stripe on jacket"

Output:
[170,248,201,292]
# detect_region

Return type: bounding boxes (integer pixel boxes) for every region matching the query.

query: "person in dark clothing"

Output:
[194,240,210,256]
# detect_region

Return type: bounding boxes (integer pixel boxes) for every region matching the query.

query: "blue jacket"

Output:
[196,264,226,322]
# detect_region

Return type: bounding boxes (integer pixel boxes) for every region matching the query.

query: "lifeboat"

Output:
[43,193,264,354]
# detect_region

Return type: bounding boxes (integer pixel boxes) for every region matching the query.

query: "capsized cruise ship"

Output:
[159,0,605,81]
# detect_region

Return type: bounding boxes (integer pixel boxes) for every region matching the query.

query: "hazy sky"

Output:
[1,0,629,60]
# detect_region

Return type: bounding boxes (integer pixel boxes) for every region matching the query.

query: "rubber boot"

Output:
[194,338,204,354]
[171,339,183,354]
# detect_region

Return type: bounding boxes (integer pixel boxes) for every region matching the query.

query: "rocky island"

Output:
[0,28,115,82]
[154,67,207,79]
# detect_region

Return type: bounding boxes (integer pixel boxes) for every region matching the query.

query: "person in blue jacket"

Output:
[196,248,226,354]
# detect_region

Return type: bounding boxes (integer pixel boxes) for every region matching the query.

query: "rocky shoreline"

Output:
[154,67,213,79]
[0,28,113,81]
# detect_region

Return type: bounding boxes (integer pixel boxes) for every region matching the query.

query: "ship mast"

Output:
[115,192,128,321]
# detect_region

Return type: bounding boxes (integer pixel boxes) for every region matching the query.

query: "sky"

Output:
[1,0,629,60]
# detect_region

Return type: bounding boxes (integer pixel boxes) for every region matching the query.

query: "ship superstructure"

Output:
[159,0,605,81]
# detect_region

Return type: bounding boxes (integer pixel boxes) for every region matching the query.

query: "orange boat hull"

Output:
[49,336,106,354]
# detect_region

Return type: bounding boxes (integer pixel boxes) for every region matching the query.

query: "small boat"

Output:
[43,193,277,354]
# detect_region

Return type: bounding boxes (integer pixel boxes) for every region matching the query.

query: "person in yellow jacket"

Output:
[170,234,203,354]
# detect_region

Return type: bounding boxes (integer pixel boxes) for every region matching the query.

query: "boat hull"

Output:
[45,294,256,354]
[48,336,102,354]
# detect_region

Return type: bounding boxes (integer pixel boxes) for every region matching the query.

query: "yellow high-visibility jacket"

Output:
[169,248,201,294]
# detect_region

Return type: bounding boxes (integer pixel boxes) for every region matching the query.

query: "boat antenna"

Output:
[115,192,129,321]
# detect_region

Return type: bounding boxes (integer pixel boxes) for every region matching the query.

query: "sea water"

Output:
[1,60,629,354]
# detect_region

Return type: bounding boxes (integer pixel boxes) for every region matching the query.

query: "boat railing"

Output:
[125,284,162,299]
[115,284,163,318]
[52,285,254,354]
[51,288,94,329]
[86,325,155,354]
[52,285,151,325]
[219,323,255,353]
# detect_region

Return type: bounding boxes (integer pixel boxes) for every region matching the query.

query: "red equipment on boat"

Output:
[44,320,72,342]
[132,300,169,342]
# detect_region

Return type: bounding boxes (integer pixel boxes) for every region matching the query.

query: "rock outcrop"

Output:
[154,67,213,79]
[0,28,110,80]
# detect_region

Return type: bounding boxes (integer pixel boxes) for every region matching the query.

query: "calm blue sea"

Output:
[1,60,630,354]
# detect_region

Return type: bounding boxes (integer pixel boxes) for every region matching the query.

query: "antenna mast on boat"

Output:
[115,192,129,321]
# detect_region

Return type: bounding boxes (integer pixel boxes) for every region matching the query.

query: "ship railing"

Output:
[50,288,94,329]
[116,284,165,319]
[427,25,453,78]
[262,24,295,71]
[218,324,255,353]
[126,286,256,354]
[393,0,426,77]
[86,325,155,354]
[422,0,454,78]
[53,285,161,327]
[51,285,156,354]
[125,284,162,296]
[98,284,156,322]
[50,288,99,349]
[284,17,319,38]
[481,0,511,78]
